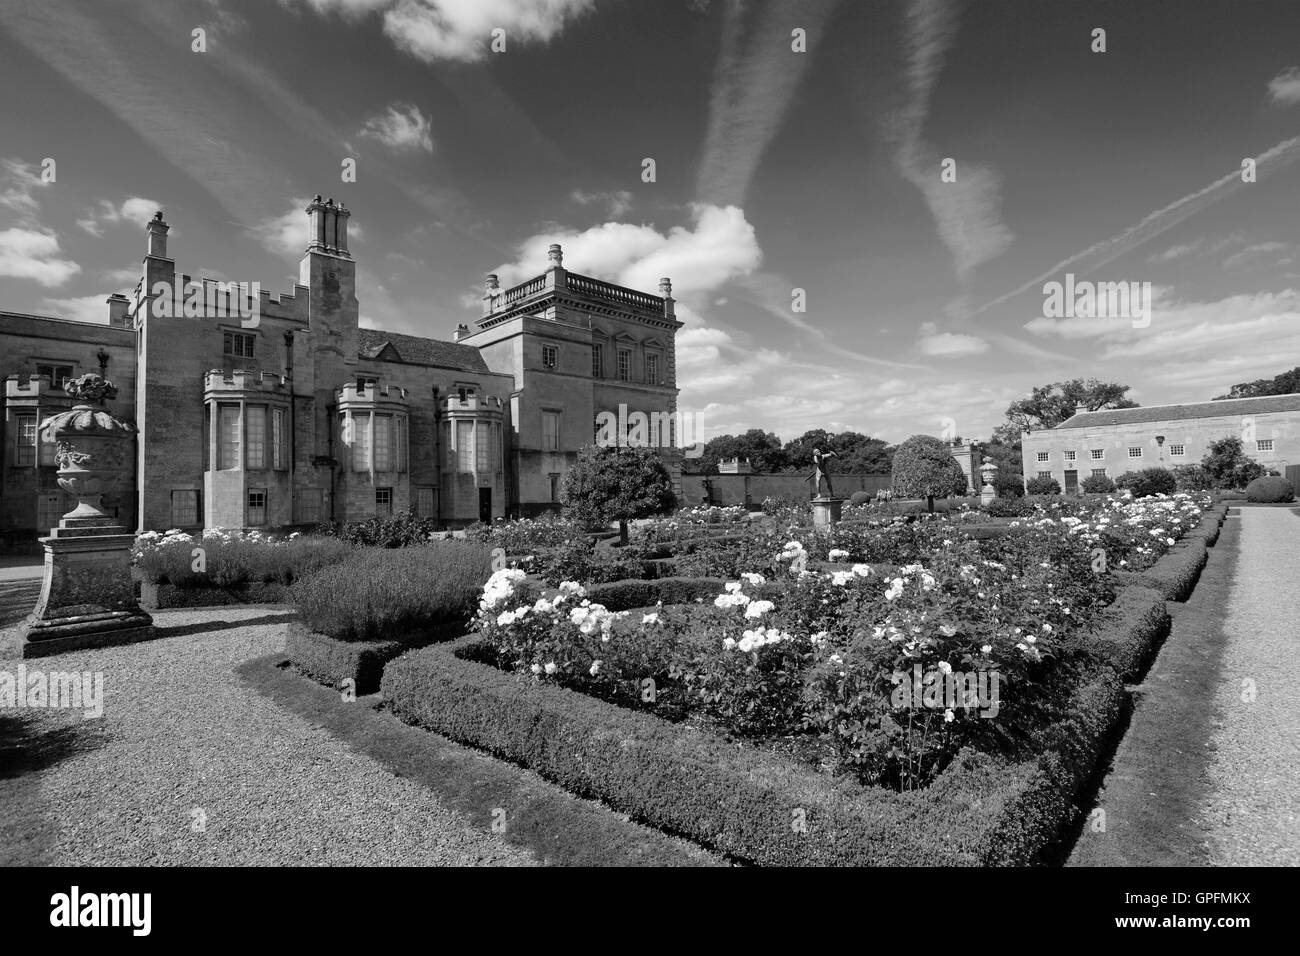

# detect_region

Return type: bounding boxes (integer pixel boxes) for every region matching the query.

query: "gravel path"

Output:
[1,607,536,866]
[1198,507,1300,865]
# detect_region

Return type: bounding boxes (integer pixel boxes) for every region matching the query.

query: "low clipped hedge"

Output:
[285,621,415,695]
[581,576,728,611]
[140,580,286,609]
[383,633,1129,865]
[1082,585,1170,682]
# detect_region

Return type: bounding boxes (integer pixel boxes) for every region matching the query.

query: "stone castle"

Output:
[1,197,682,543]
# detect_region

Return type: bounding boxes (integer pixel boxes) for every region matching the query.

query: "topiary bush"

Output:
[1081,474,1116,494]
[1115,467,1177,498]
[1024,476,1061,495]
[849,491,874,507]
[1245,475,1296,503]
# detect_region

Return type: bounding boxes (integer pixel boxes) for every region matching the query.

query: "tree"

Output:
[1200,437,1268,489]
[1214,366,1300,400]
[560,445,677,541]
[891,435,968,512]
[1002,378,1139,440]
[980,435,1025,497]
[691,429,788,475]
[782,429,893,475]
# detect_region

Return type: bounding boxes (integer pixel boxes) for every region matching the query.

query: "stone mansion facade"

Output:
[1,197,682,542]
[1020,394,1300,493]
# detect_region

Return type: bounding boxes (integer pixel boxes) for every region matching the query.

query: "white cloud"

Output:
[570,189,632,218]
[1222,241,1289,270]
[917,330,990,357]
[1267,66,1300,105]
[0,158,45,223]
[489,203,761,297]
[0,228,81,287]
[359,102,434,153]
[297,0,594,62]
[103,266,142,285]
[41,294,109,325]
[77,196,162,236]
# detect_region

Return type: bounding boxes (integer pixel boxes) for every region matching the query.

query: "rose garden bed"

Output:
[376,494,1227,865]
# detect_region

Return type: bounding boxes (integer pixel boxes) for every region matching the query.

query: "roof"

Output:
[356,328,488,373]
[1055,393,1300,429]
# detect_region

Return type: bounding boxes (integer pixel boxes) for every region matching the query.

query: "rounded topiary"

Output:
[1081,474,1116,494]
[1244,475,1296,503]
[1115,467,1177,498]
[1024,475,1061,495]
[849,491,874,507]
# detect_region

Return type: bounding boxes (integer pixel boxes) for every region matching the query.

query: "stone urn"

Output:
[41,374,135,526]
[979,457,999,506]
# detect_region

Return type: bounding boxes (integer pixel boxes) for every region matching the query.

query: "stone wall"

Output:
[681,473,892,507]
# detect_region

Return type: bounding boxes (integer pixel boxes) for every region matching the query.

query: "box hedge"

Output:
[285,621,411,695]
[140,579,287,609]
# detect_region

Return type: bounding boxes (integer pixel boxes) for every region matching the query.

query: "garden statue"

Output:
[808,447,838,499]
[807,448,843,528]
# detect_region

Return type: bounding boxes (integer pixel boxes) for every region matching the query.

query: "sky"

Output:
[3,0,1300,445]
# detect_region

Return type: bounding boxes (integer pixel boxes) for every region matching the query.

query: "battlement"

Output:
[5,374,67,400]
[442,394,504,413]
[336,382,408,404]
[204,369,288,393]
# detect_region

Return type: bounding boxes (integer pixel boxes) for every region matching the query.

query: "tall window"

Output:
[395,416,406,472]
[457,421,474,471]
[272,407,286,470]
[223,331,255,358]
[476,423,491,473]
[37,365,73,389]
[218,405,240,470]
[542,412,560,451]
[415,487,435,518]
[542,345,557,369]
[375,487,393,516]
[549,473,560,502]
[39,430,56,466]
[245,405,267,469]
[353,413,371,471]
[170,490,200,527]
[646,354,659,384]
[16,415,36,466]
[591,344,602,378]
[617,349,631,382]
[247,489,267,526]
[374,413,392,471]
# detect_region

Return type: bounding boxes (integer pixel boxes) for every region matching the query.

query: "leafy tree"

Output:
[980,437,1024,497]
[690,429,788,475]
[1001,378,1139,440]
[1115,468,1177,497]
[1214,366,1300,400]
[891,435,968,512]
[782,429,893,474]
[560,445,676,541]
[1200,437,1268,489]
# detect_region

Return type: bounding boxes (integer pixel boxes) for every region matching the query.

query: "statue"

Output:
[808,447,838,498]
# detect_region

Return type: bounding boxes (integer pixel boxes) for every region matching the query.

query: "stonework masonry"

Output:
[1,199,683,545]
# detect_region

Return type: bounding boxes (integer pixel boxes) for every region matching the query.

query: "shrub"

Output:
[984,497,1036,518]
[561,445,676,535]
[1201,436,1268,489]
[891,435,968,509]
[849,491,874,507]
[290,542,493,641]
[1081,474,1116,494]
[993,472,1025,498]
[1024,476,1061,495]
[316,511,439,548]
[133,530,353,587]
[1169,464,1213,492]
[1115,467,1177,498]
[1245,475,1296,503]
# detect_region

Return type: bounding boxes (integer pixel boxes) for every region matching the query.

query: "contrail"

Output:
[971,134,1300,317]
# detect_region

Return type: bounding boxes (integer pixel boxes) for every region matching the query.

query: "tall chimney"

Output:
[334,201,351,256]
[106,293,131,327]
[453,323,470,342]
[146,211,169,259]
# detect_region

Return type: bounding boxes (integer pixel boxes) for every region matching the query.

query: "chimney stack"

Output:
[453,323,470,342]
[106,293,131,328]
[305,195,353,259]
[146,211,169,259]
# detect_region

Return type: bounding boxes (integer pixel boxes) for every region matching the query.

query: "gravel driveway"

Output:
[1,607,536,866]
[1198,507,1300,865]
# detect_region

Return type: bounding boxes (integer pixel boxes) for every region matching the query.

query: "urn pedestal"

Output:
[17,396,153,659]
[811,496,843,528]
[979,457,999,507]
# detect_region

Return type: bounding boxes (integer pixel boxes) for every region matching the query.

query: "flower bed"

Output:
[378,492,1217,864]
[133,528,354,591]
[286,541,494,691]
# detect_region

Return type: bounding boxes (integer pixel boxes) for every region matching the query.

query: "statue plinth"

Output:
[17,380,153,658]
[811,496,843,528]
